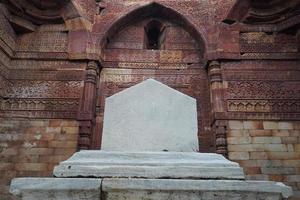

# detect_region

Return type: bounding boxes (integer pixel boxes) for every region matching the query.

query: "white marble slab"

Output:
[101,79,198,152]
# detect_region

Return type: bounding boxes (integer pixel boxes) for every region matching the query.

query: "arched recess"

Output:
[98,2,208,61]
[90,2,214,153]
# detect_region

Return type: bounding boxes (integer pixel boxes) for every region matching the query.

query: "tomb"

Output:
[10,79,292,200]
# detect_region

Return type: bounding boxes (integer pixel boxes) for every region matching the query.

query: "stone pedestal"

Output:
[10,151,293,200]
[9,80,293,199]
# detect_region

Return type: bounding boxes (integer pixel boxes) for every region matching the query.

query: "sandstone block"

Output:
[286,175,300,182]
[61,127,79,134]
[278,122,294,130]
[272,130,290,137]
[228,121,244,130]
[281,137,298,144]
[228,130,249,137]
[15,163,48,171]
[264,144,287,152]
[228,144,265,152]
[262,167,296,175]
[227,137,251,144]
[250,130,272,137]
[252,137,281,144]
[263,121,279,130]
[243,121,263,130]
[249,152,268,159]
[19,148,53,155]
[267,152,300,160]
[228,152,249,160]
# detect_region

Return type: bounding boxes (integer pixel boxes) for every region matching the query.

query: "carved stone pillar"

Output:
[77,61,100,150]
[208,61,228,156]
[208,61,224,113]
[214,120,228,157]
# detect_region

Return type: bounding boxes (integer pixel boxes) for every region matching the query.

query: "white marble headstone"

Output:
[101,79,198,152]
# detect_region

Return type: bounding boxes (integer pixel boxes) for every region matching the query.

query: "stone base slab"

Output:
[53,151,245,180]
[10,178,293,200]
[10,178,102,200]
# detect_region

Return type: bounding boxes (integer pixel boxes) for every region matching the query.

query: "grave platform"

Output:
[10,151,293,200]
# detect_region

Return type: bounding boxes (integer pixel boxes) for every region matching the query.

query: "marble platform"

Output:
[9,80,293,199]
[10,151,293,200]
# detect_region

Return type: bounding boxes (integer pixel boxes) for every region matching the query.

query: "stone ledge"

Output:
[53,151,245,180]
[10,178,293,200]
[102,178,293,199]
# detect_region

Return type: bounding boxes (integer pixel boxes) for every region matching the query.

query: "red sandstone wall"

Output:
[0,118,79,200]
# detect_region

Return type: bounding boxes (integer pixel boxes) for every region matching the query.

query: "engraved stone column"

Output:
[77,61,100,150]
[208,61,224,113]
[208,61,227,156]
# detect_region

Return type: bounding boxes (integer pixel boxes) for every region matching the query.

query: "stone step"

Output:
[10,178,293,200]
[53,151,245,180]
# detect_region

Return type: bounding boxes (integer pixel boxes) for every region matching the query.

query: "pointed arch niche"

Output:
[93,3,213,152]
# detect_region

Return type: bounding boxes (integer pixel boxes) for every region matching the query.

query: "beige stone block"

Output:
[282,160,300,167]
[294,122,300,130]
[227,130,249,137]
[244,167,261,175]
[61,127,79,134]
[250,130,272,137]
[228,144,265,152]
[49,120,62,127]
[29,120,49,127]
[269,175,285,182]
[295,144,300,152]
[49,141,77,148]
[257,160,282,167]
[264,144,287,152]
[252,137,281,144]
[15,163,48,171]
[0,163,14,170]
[249,152,268,159]
[263,121,278,130]
[289,130,300,137]
[278,122,294,130]
[272,130,290,137]
[19,148,54,155]
[243,121,263,130]
[228,120,243,130]
[46,127,61,134]
[237,160,259,167]
[61,120,79,127]
[287,144,294,152]
[228,152,249,160]
[0,148,18,155]
[286,175,300,182]
[267,152,300,160]
[227,137,251,144]
[261,167,295,175]
[281,137,299,144]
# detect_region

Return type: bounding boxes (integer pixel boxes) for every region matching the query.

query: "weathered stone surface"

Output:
[10,178,102,200]
[102,178,293,200]
[53,151,244,180]
[101,79,198,152]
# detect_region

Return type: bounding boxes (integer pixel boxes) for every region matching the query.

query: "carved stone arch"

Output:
[89,2,214,152]
[97,2,208,62]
